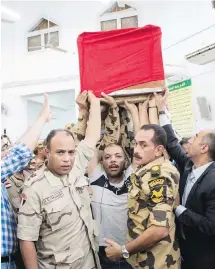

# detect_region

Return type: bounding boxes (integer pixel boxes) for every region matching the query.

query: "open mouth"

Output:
[109,165,119,170]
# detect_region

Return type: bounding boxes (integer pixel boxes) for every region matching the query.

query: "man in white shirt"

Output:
[88,144,133,269]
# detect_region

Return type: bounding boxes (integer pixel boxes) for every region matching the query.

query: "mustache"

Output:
[133,153,142,159]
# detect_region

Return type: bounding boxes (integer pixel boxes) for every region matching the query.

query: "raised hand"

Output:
[154,87,169,112]
[76,91,88,110]
[88,91,99,104]
[124,101,138,115]
[39,94,52,122]
[100,92,117,108]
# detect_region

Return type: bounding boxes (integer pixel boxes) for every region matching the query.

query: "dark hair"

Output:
[46,129,74,150]
[101,143,126,160]
[104,143,125,154]
[140,124,167,148]
[34,148,38,155]
[180,137,190,146]
[203,132,215,161]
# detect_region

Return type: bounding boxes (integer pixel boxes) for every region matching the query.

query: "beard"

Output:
[106,169,124,178]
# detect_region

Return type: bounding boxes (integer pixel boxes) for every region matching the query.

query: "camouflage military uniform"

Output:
[23,157,45,180]
[119,107,135,165]
[24,140,46,177]
[97,106,120,151]
[65,110,89,146]
[5,140,45,216]
[6,172,25,216]
[127,157,180,269]
[17,140,100,269]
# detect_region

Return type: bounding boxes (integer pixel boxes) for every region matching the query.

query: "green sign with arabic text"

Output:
[168,79,192,92]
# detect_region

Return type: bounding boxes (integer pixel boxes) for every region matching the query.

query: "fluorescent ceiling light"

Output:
[1,5,21,21]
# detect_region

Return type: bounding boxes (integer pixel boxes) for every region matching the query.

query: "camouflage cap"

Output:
[35,140,45,150]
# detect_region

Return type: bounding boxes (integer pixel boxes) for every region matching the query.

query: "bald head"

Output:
[188,129,215,162]
[202,130,215,161]
[45,129,76,175]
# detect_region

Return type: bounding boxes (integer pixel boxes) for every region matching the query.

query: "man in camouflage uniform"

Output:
[105,124,180,269]
[17,91,101,269]
[98,92,121,151]
[23,140,46,178]
[33,140,46,167]
[5,140,46,215]
[5,171,25,216]
[65,91,121,150]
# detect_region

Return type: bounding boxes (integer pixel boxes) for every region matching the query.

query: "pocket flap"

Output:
[45,201,68,213]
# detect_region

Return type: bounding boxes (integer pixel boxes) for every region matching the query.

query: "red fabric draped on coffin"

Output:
[77,25,164,97]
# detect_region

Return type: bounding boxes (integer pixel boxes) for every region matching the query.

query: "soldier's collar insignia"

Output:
[150,165,161,178]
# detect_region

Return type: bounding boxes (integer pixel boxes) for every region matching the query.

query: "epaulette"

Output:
[24,170,44,187]
[150,165,161,178]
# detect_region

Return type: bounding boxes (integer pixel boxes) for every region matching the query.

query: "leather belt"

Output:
[1,255,15,263]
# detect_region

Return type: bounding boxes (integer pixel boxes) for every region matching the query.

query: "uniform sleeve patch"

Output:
[149,178,167,205]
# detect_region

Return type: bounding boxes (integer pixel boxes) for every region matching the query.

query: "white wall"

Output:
[1,22,16,83]
[1,94,28,142]
[1,1,105,83]
[27,100,76,139]
[1,79,79,140]
[192,64,215,131]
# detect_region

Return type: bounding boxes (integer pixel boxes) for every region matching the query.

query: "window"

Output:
[44,31,59,47]
[121,16,138,29]
[100,1,138,31]
[27,18,59,52]
[28,35,41,52]
[101,19,117,31]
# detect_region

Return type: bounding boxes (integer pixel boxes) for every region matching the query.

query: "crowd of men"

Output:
[1,89,215,269]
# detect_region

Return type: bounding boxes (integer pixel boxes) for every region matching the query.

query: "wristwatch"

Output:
[121,245,130,259]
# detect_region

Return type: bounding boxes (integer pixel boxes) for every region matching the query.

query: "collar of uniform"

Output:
[134,156,165,176]
[44,170,66,187]
[69,170,89,188]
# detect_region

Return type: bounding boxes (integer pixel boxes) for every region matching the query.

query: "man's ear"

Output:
[201,143,209,154]
[155,145,165,158]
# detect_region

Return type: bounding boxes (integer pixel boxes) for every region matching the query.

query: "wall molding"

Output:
[2,75,79,89]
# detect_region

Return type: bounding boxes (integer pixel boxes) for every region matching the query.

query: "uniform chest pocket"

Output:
[75,186,91,210]
[45,201,73,231]
[128,187,141,214]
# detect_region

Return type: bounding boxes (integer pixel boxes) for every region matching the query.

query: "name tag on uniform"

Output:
[43,190,64,205]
